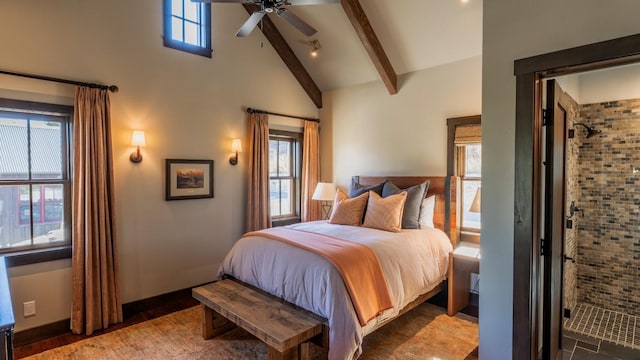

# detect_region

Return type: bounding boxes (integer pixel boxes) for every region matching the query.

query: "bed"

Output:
[217,176,459,360]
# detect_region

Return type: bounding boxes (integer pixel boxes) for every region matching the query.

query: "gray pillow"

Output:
[382,180,430,229]
[348,178,385,198]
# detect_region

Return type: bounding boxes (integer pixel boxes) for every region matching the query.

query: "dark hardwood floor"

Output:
[13,288,199,359]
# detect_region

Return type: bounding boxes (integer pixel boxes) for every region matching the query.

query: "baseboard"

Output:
[13,284,206,347]
[13,318,70,347]
[122,287,193,318]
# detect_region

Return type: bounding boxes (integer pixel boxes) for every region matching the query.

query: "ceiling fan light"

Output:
[310,39,321,58]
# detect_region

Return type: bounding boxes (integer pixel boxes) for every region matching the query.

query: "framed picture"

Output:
[165,159,214,200]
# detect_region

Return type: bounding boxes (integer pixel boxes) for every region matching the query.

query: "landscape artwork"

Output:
[176,168,205,189]
[165,159,214,200]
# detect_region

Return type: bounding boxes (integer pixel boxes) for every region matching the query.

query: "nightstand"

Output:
[448,243,480,316]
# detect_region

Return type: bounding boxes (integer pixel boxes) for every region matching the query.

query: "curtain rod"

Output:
[246,107,319,123]
[0,69,119,93]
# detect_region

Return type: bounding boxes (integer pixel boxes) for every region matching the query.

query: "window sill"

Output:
[272,217,301,227]
[3,246,72,268]
[460,231,480,244]
[163,38,212,58]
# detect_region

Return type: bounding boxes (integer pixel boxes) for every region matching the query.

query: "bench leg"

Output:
[299,343,310,360]
[310,325,329,356]
[267,343,309,360]
[201,304,236,339]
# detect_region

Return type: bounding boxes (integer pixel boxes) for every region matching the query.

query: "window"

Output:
[269,130,302,225]
[163,0,212,58]
[0,99,72,254]
[459,143,481,231]
[447,116,481,243]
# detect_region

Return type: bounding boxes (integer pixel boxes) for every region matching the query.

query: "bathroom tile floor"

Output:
[564,303,640,350]
[563,329,640,359]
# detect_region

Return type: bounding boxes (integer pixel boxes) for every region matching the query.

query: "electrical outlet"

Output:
[24,300,36,317]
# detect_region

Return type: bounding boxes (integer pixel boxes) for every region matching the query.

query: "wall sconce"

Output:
[309,40,321,58]
[130,130,146,163]
[229,138,242,165]
[312,182,336,219]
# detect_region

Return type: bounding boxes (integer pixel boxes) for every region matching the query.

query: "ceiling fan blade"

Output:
[235,11,266,37]
[277,9,317,37]
[190,0,249,3]
[286,0,339,5]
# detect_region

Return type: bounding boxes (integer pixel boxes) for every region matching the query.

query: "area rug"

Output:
[22,302,478,360]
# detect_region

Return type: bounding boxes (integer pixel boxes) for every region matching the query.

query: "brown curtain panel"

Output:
[301,121,321,222]
[71,86,122,335]
[246,112,271,231]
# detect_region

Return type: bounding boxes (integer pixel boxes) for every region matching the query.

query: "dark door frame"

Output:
[512,33,640,359]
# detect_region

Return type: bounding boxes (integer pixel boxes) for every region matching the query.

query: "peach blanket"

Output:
[244,227,393,326]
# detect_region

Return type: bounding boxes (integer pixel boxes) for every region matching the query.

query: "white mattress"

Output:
[217,221,453,359]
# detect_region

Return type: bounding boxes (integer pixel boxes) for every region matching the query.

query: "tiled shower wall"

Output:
[577,98,640,316]
[563,90,580,315]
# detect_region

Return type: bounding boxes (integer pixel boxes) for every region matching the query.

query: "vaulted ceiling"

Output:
[213,0,482,105]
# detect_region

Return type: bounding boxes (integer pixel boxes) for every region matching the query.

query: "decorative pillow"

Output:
[419,195,436,229]
[329,189,369,226]
[348,178,385,198]
[382,180,430,229]
[362,191,407,233]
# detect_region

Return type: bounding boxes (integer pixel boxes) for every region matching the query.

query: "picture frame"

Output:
[165,159,214,201]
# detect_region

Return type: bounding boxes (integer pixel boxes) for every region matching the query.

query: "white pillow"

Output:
[419,195,436,229]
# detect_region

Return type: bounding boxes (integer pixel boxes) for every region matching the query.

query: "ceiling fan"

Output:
[192,0,339,37]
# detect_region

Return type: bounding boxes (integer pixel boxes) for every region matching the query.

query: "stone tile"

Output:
[564,329,601,347]
[575,98,640,316]
[564,349,573,360]
[598,341,640,360]
[572,347,616,360]
[563,336,577,351]
[577,340,599,352]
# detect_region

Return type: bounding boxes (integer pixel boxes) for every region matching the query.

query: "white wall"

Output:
[555,63,640,105]
[482,1,640,358]
[578,64,640,104]
[321,55,482,190]
[1,0,317,332]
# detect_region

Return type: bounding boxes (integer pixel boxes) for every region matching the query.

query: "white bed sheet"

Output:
[217,221,453,360]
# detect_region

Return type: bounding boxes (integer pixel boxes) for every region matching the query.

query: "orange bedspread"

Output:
[243,227,393,326]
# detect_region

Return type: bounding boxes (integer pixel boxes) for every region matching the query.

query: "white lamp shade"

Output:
[131,131,146,147]
[312,182,336,201]
[469,186,481,213]
[231,139,242,153]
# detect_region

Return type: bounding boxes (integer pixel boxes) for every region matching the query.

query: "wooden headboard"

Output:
[353,176,459,247]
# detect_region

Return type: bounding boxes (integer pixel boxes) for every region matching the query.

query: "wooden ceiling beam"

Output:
[340,0,397,95]
[243,4,323,108]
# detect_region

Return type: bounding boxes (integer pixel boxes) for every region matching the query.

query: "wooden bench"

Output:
[192,279,326,360]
